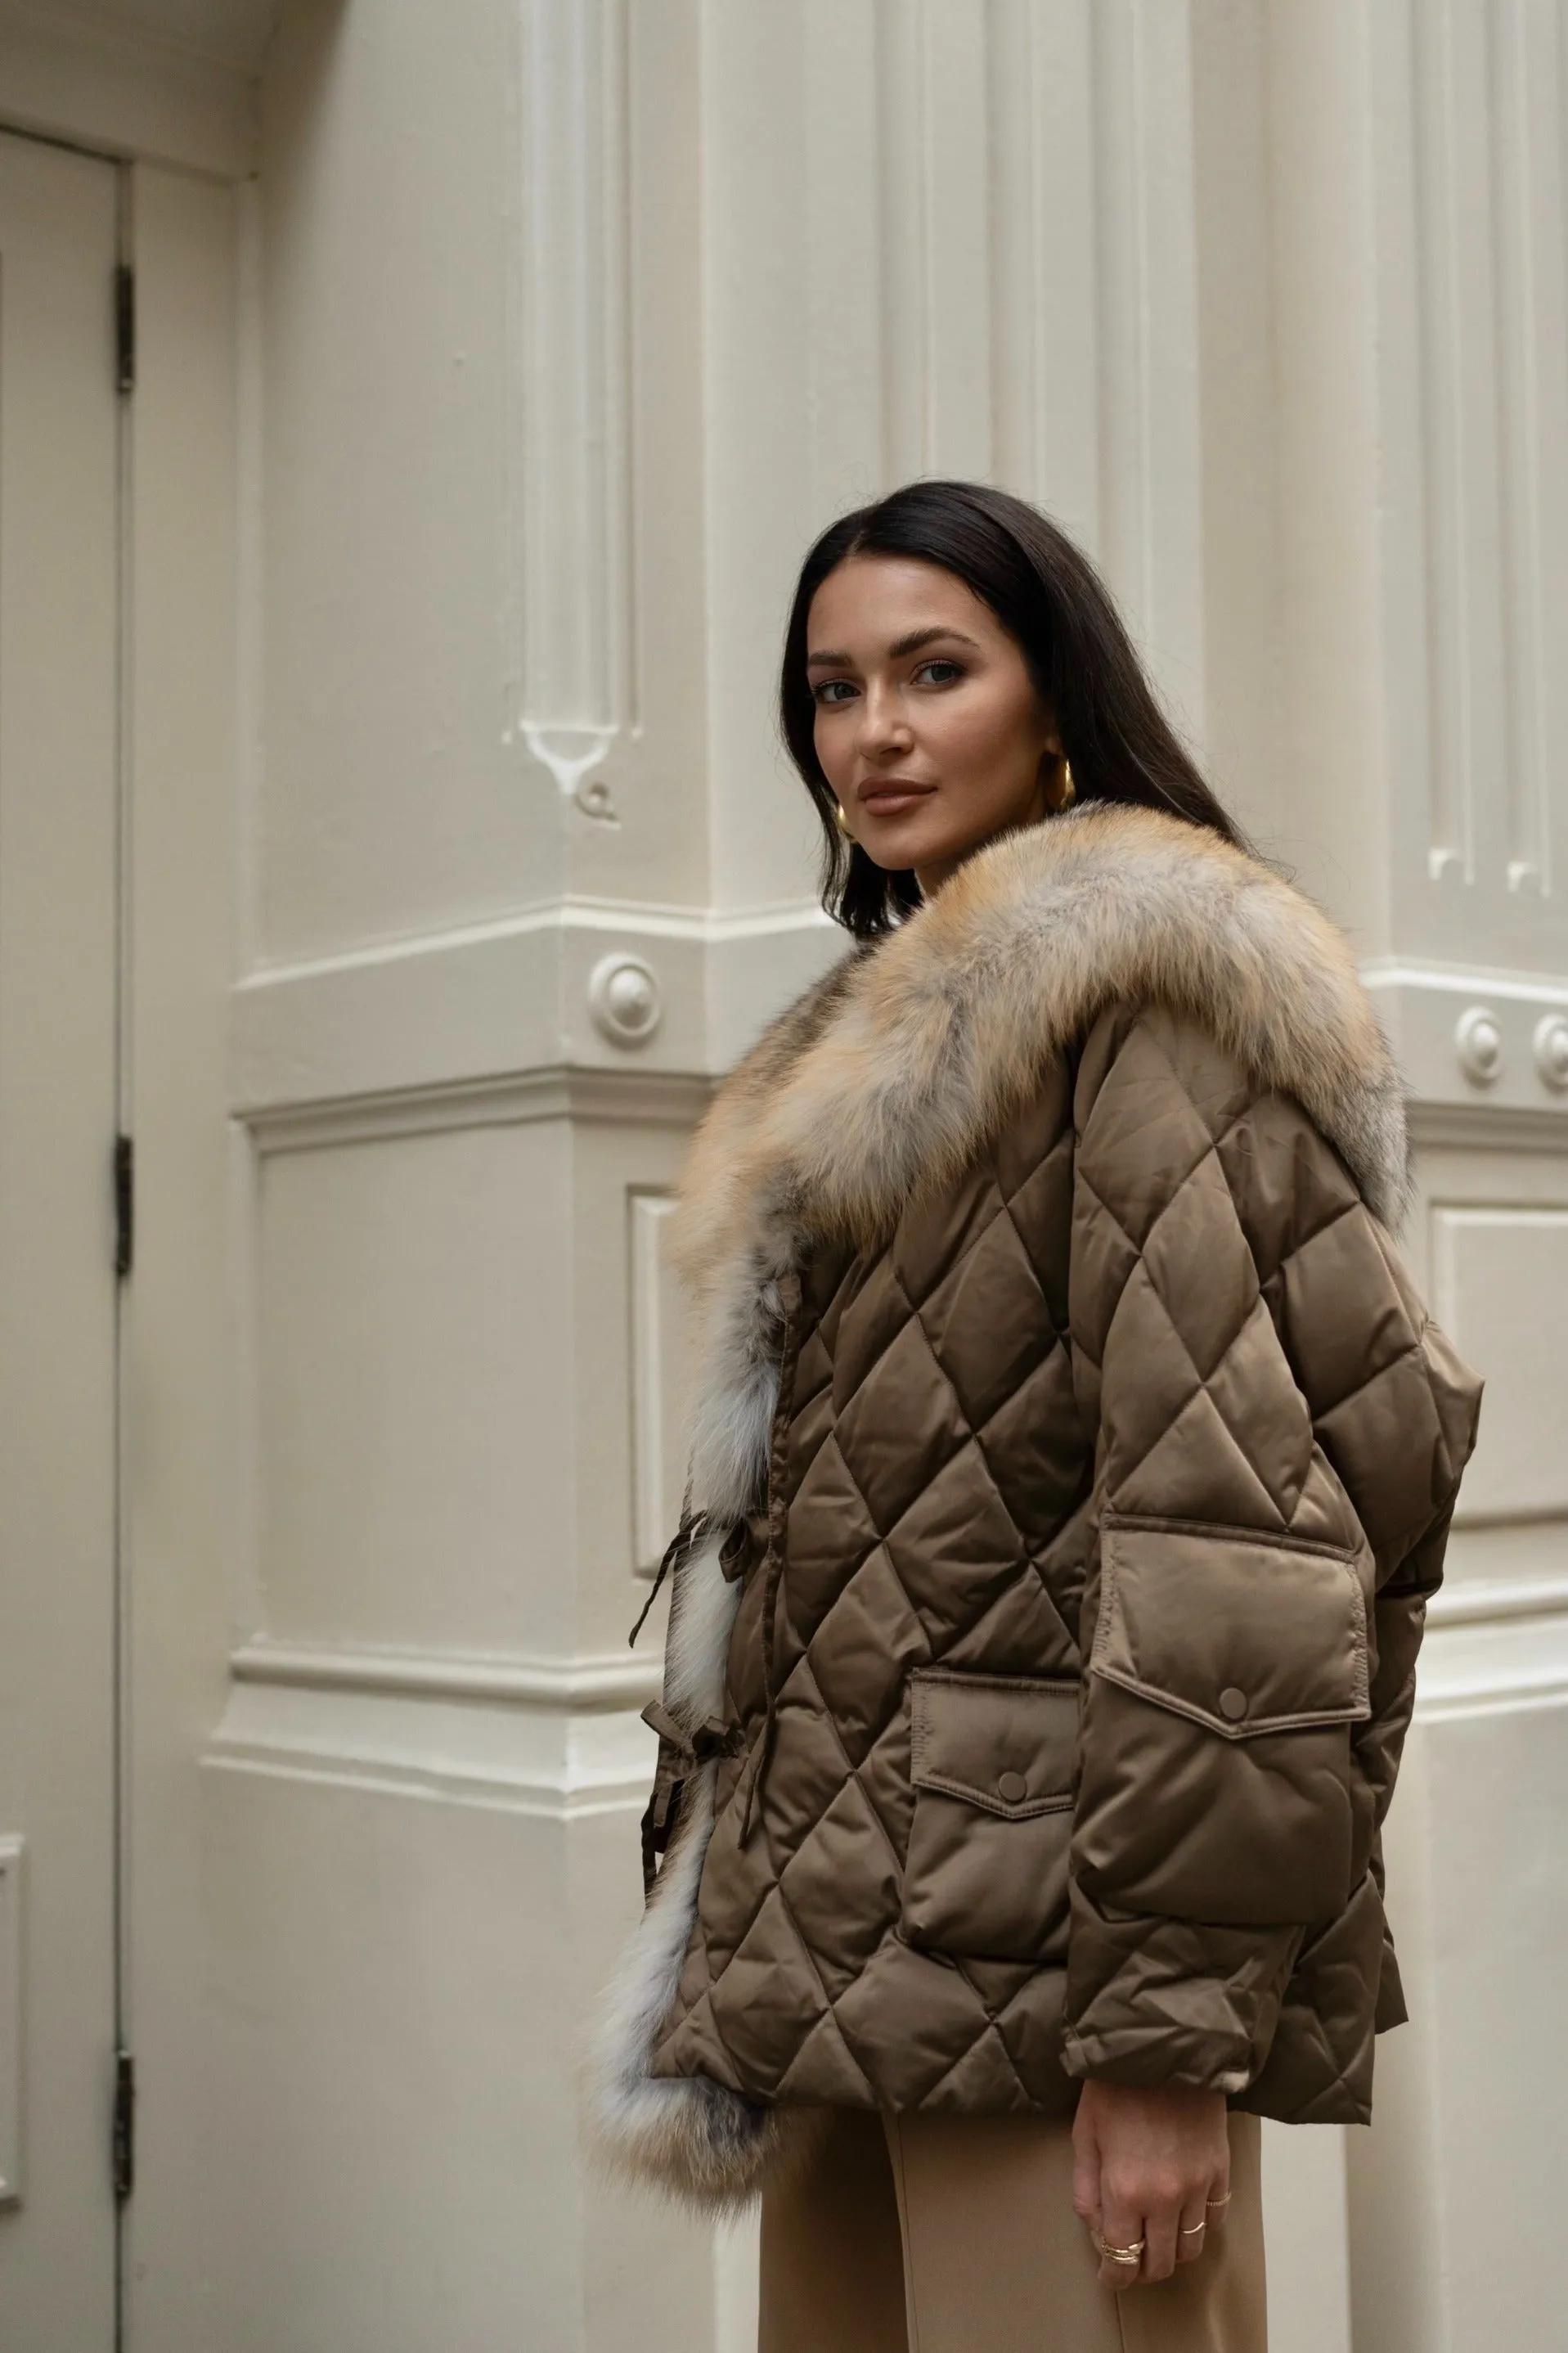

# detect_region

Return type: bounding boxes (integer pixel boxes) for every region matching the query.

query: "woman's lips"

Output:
[858,782,935,817]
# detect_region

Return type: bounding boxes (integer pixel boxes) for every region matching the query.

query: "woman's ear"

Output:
[1036,701,1063,767]
[1037,743,1075,812]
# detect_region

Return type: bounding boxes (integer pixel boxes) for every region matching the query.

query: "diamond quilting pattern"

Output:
[1314,1356,1453,1555]
[879,1442,1035,1634]
[703,1885,832,2082]
[973,1344,1087,1541]
[997,1163,1076,1325]
[721,1683,855,1860]
[939,1551,1082,1677]
[890,1158,1021,1307]
[1073,1034,1221,1244]
[830,1311,976,1534]
[775,1433,883,1639]
[1114,1379,1293,1530]
[772,2009,880,2107]
[824,1247,920,1406]
[916,1207,1058,1430]
[787,1547,928,1761]
[826,1937,1020,2109]
[1278,1212,1422,1416]
[1138,1157,1263,1381]
[649,1003,1480,2130]
[1201,1311,1316,1519]
[776,1773,901,1987]
[660,1085,1106,2113]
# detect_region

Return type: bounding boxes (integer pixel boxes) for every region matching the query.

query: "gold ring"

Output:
[1094,2235,1145,2264]
[1179,2220,1206,2238]
[1206,2194,1232,2211]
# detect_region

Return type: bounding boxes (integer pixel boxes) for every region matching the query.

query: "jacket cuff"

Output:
[1063,1884,1300,2094]
[1061,2030,1251,2099]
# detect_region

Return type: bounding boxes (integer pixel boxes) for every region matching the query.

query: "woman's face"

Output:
[807,554,1061,895]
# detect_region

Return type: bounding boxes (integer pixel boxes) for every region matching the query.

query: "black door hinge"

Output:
[115,263,135,395]
[112,2049,135,2202]
[114,1135,133,1278]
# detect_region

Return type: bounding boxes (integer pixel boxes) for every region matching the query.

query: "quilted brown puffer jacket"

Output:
[591,803,1481,2207]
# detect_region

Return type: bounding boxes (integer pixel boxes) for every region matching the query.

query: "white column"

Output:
[204,5,724,2345]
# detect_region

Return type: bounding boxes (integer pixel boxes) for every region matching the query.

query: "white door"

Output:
[0,131,122,2345]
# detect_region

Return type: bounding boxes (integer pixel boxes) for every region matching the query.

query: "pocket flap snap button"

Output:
[1218,1686,1248,1723]
[996,1770,1028,1803]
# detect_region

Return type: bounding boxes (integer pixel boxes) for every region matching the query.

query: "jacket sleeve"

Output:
[1061,1006,1481,2094]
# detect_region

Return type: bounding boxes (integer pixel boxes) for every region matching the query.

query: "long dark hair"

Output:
[780,479,1245,938]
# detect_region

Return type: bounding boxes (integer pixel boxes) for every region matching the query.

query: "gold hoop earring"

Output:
[1057,757,1076,811]
[833,799,855,842]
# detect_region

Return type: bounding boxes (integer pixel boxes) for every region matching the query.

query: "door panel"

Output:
[0,132,121,2345]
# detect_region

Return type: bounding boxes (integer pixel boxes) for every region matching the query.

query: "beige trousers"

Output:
[757,2108,1266,2353]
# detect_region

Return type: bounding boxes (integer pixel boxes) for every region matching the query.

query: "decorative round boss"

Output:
[1533,1014,1568,1094]
[1454,1006,1503,1087]
[588,952,663,1047]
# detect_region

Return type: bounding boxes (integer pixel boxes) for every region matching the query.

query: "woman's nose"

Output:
[856,682,912,754]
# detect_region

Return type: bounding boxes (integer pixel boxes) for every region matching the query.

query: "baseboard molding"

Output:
[210,1649,659,1820]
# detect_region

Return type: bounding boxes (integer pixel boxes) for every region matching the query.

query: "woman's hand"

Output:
[1072,2079,1230,2290]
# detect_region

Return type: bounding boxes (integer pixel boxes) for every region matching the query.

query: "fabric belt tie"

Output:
[634,1270,804,1865]
[630,1506,761,1890]
[638,1702,743,1895]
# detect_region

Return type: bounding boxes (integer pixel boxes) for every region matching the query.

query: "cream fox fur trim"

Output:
[587,803,1409,2207]
[675,802,1406,1292]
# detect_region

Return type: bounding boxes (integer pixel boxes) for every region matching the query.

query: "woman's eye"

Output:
[815,680,857,705]
[914,659,963,686]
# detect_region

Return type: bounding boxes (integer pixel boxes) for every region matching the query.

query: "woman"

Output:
[592,482,1481,2351]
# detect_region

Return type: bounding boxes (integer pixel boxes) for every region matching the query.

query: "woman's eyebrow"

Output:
[805,626,981,670]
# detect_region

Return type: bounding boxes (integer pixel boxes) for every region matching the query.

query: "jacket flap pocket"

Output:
[910,1670,1079,1818]
[1092,1519,1370,1738]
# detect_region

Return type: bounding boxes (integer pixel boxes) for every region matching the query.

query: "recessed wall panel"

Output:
[628,1190,693,1572]
[1431,1204,1568,1520]
[1421,1697,1568,2351]
[255,1118,574,1653]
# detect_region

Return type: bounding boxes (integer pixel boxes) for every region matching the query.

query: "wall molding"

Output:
[230,1638,662,1712]
[1415,1639,1568,1723]
[1427,1574,1568,1629]
[1411,1101,1568,1155]
[1366,957,1568,1006]
[231,924,1568,1145]
[1367,961,1568,1119]
[210,1649,658,1820]
[240,893,834,979]
[240,1066,712,1155]
[230,898,839,1115]
[202,1745,649,1823]
[1417,1578,1568,1721]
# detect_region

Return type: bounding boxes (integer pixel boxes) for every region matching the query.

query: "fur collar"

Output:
[672,802,1406,1523]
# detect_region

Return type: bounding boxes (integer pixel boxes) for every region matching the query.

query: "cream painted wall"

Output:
[0,1,1563,2347]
